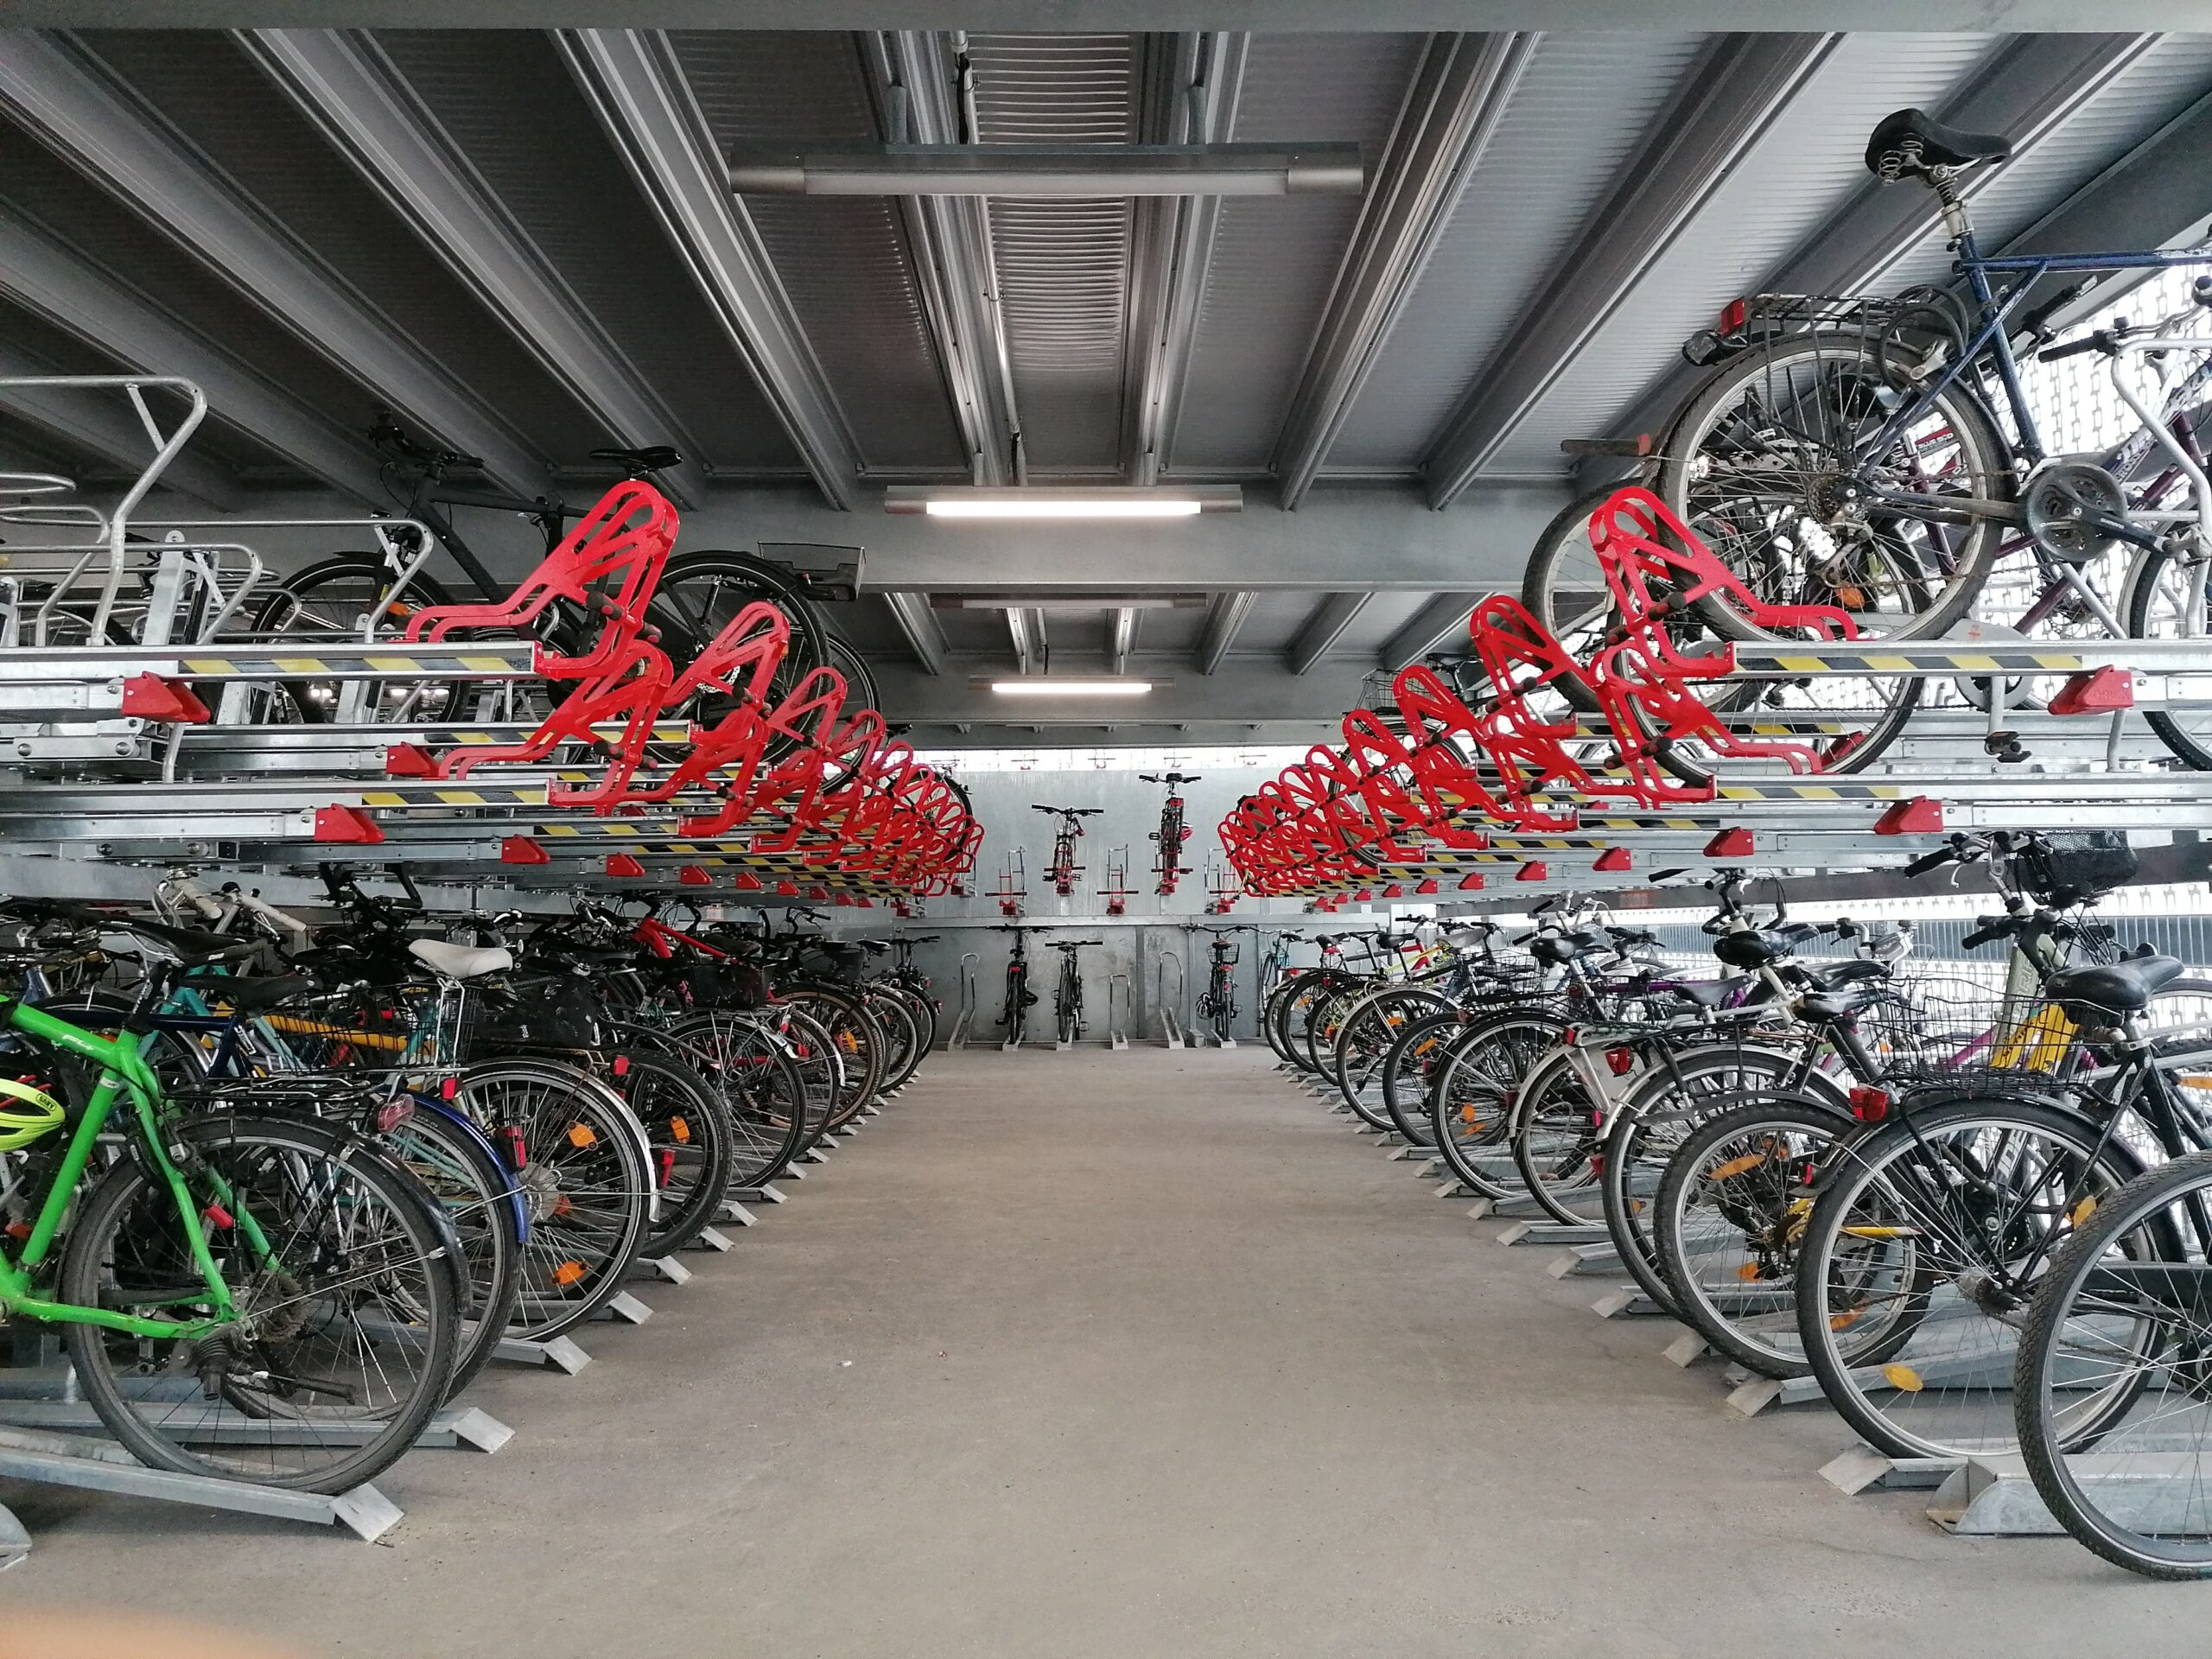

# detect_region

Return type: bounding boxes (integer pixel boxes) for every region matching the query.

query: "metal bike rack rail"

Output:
[1107,971,1131,1051]
[1155,948,1186,1049]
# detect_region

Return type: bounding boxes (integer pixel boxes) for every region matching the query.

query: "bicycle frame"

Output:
[0,996,239,1338]
[1859,242,2212,483]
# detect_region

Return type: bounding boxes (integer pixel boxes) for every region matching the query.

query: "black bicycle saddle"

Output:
[590,445,683,477]
[2044,951,2185,1020]
[1866,108,2011,177]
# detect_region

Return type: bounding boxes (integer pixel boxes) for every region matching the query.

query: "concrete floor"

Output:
[4,1046,2209,1655]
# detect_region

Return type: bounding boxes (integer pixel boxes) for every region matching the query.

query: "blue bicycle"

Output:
[1654,105,2212,697]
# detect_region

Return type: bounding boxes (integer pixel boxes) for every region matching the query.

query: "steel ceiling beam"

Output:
[0,208,387,502]
[1108,606,1141,674]
[1194,590,1255,674]
[1123,32,1245,485]
[239,27,709,509]
[0,343,245,511]
[881,589,949,675]
[862,30,1022,486]
[1424,33,1835,507]
[0,31,549,500]
[557,28,862,509]
[1999,82,2212,260]
[1377,591,1481,671]
[1272,32,1536,510]
[1006,606,1046,674]
[1284,592,1371,674]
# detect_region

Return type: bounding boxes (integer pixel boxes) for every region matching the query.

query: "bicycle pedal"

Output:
[1982,730,2028,763]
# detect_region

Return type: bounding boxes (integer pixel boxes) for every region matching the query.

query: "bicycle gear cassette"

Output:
[2024,460,2126,563]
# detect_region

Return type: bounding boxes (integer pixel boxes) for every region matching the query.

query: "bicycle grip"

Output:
[2036,334,2107,363]
[1903,847,1955,877]
[1961,918,2012,951]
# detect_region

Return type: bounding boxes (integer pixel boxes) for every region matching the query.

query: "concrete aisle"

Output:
[3,1048,2205,1656]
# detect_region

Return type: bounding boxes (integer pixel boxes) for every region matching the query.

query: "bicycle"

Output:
[1195,927,1251,1046]
[1047,938,1101,1045]
[0,908,464,1492]
[1033,805,1103,898]
[1141,773,1201,896]
[997,926,1038,1049]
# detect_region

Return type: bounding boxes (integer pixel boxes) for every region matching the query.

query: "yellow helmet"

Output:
[0,1076,65,1153]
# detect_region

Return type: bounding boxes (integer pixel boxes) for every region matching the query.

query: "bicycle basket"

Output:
[2016,831,2137,907]
[1873,974,2085,1086]
[475,975,605,1052]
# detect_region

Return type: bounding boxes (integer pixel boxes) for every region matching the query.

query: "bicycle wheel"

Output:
[1652,1093,1856,1377]
[1332,986,1453,1125]
[1508,1043,1604,1224]
[246,556,457,725]
[1795,1095,2144,1461]
[2015,1148,2212,1579]
[1379,1011,1462,1146]
[1428,1012,1566,1202]
[62,1113,461,1492]
[379,1103,524,1397]
[781,987,883,1128]
[1658,333,2011,643]
[1599,1043,1831,1316]
[872,983,937,1089]
[647,550,828,725]
[457,1059,653,1343]
[863,986,922,1083]
[671,1011,812,1181]
[2126,539,2212,772]
[616,1051,734,1258]
[1520,488,1619,713]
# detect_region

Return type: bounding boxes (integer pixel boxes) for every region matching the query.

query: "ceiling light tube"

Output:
[988,680,1154,697]
[886,485,1241,518]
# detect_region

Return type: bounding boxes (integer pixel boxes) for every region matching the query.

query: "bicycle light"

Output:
[1605,1047,1635,1076]
[1848,1084,1891,1122]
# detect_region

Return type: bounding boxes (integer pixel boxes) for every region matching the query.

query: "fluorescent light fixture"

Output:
[928,498,1198,520]
[885,485,1241,518]
[988,680,1155,698]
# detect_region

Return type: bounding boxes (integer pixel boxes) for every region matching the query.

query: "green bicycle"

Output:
[0,942,463,1493]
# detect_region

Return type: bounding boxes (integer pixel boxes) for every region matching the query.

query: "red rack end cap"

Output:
[312,804,383,845]
[1594,847,1633,873]
[677,864,712,887]
[1704,827,1755,858]
[606,853,647,878]
[1415,879,1440,894]
[120,672,211,724]
[499,836,550,866]
[734,873,766,891]
[384,742,439,779]
[1456,872,1486,891]
[1873,796,1943,836]
[1515,861,1548,882]
[2049,665,2135,717]
[1353,889,1373,902]
[776,880,800,897]
[1379,885,1403,899]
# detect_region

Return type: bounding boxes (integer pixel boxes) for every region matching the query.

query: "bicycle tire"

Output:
[2126,538,2212,772]
[1427,1011,1567,1202]
[1379,1011,1463,1145]
[669,1010,814,1180]
[1793,1095,2144,1462]
[62,1113,462,1493]
[1657,333,2011,644]
[1332,985,1454,1127]
[1651,1092,1856,1378]
[247,556,456,725]
[2013,1147,2212,1579]
[381,1103,525,1397]
[618,1050,734,1257]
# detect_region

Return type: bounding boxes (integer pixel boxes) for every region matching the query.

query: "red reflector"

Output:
[1719,296,1748,335]
[1848,1084,1891,1123]
[1588,1153,1607,1178]
[1560,1027,1577,1046]
[440,1076,459,1101]
[656,1148,675,1189]
[496,1124,528,1171]
[202,1204,234,1230]
[612,1055,630,1078]
[1605,1047,1635,1076]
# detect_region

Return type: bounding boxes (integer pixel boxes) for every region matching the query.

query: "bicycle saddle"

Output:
[1713,929,1799,971]
[2043,950,2185,1020]
[1797,982,1887,1021]
[1667,977,1745,1010]
[590,445,683,477]
[409,938,514,980]
[213,973,318,1014]
[1805,959,1888,990]
[1866,108,2011,177]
